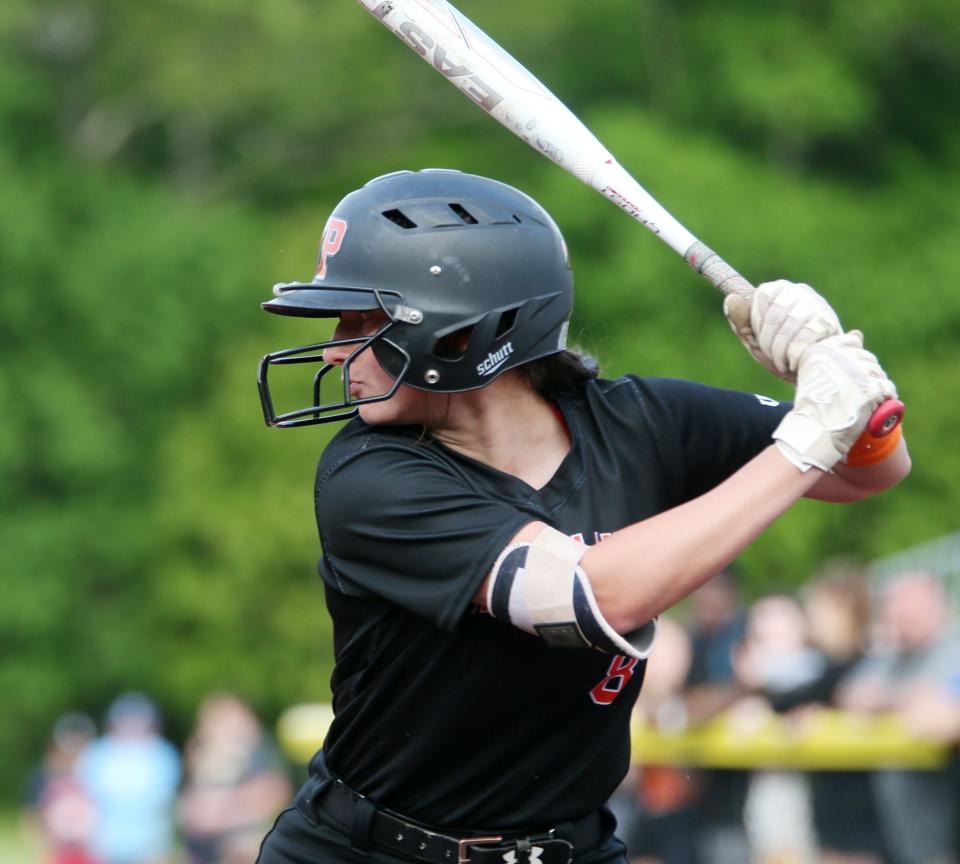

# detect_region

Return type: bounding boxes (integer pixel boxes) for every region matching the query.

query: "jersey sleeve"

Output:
[629,377,791,503]
[315,443,532,631]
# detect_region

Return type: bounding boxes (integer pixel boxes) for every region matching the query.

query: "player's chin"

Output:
[357,387,433,427]
[357,397,414,427]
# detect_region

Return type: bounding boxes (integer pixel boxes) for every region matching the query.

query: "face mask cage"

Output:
[258,312,411,428]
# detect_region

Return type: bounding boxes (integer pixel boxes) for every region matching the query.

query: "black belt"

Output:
[302,777,607,864]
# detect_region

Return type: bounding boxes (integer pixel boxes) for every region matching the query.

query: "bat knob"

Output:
[868,398,904,437]
[846,399,905,467]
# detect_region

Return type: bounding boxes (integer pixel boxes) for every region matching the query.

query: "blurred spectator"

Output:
[77,692,181,864]
[681,569,750,864]
[177,692,293,864]
[609,617,698,864]
[22,712,98,864]
[761,565,888,864]
[838,570,960,864]
[733,593,820,864]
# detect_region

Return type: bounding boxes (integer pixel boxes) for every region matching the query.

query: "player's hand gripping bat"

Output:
[356,0,904,460]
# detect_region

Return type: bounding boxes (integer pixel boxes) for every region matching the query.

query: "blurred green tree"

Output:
[1,0,957,799]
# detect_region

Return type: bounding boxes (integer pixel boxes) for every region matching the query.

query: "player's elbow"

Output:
[893,442,912,483]
[855,438,912,497]
[813,438,911,503]
[584,560,662,635]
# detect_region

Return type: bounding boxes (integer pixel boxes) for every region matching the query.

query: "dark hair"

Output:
[521,347,601,398]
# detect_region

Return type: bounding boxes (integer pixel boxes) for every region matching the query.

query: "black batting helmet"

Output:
[258,169,574,427]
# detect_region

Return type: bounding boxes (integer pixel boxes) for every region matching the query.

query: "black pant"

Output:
[257,759,630,864]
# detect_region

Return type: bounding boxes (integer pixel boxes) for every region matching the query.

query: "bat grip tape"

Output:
[684,241,754,297]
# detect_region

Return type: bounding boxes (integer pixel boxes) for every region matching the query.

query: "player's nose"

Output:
[322,342,351,366]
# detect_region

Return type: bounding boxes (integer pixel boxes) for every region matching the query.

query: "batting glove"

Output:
[773,331,898,473]
[724,279,843,383]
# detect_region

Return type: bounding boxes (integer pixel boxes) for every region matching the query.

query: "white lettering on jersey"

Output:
[755,394,781,407]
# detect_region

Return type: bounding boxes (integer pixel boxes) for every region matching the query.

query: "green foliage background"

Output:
[1,0,958,795]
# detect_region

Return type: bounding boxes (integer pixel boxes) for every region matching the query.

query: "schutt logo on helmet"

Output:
[477,343,515,377]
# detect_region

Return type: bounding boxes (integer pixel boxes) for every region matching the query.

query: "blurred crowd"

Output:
[22,692,293,864]
[21,566,960,864]
[610,565,960,864]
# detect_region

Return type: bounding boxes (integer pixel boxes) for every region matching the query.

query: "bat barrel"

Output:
[359,0,907,465]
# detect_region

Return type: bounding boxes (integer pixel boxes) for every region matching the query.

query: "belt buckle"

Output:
[457,835,503,864]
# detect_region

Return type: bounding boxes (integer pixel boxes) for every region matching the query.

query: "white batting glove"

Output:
[773,331,898,473]
[724,280,843,383]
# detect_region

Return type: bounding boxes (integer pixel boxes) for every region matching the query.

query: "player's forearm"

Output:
[583,445,819,632]
[808,437,911,503]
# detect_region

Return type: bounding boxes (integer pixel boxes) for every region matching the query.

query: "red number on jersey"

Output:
[590,655,638,705]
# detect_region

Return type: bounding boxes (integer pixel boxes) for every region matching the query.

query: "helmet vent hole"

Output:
[383,208,418,229]
[495,308,519,339]
[432,326,473,361]
[449,203,479,225]
[512,214,522,223]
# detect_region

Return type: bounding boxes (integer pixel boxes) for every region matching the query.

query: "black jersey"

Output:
[313,376,788,830]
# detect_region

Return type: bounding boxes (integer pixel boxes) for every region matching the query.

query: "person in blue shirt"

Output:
[77,692,181,864]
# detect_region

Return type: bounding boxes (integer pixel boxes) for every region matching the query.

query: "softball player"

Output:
[255,169,909,864]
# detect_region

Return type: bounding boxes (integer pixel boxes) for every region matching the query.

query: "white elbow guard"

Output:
[486,527,656,660]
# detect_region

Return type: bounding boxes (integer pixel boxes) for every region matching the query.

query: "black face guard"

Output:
[257,319,411,427]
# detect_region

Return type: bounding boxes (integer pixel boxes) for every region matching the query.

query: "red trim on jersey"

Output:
[551,402,570,446]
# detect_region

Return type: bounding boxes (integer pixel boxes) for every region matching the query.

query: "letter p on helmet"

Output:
[316,218,348,280]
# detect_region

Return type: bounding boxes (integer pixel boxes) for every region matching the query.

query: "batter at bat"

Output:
[355,0,904,447]
[254,169,909,864]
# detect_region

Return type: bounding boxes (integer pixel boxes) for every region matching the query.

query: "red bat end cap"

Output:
[868,398,905,438]
[846,399,905,467]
